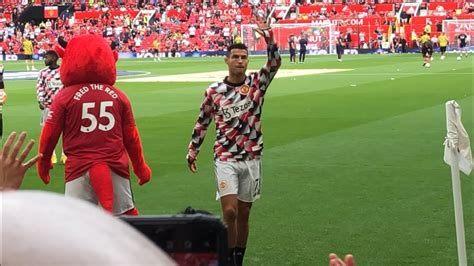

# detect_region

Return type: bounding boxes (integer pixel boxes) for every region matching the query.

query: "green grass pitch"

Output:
[2,53,472,265]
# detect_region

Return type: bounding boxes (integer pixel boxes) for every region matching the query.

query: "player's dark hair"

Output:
[45,50,59,60]
[226,43,248,57]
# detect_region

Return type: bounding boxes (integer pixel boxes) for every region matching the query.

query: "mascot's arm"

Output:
[123,125,151,185]
[36,123,61,184]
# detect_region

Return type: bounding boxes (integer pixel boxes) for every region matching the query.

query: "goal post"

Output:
[240,23,337,55]
[442,19,474,51]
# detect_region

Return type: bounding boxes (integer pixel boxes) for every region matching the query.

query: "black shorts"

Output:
[289,49,295,56]
[25,54,33,60]
[153,49,159,54]
[440,46,446,53]
[422,47,432,57]
[336,45,344,55]
[460,43,466,48]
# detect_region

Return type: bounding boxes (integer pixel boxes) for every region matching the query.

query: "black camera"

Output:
[121,213,227,266]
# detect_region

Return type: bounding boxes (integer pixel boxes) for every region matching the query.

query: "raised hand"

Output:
[1,131,42,190]
[329,253,355,266]
[252,12,271,37]
[188,160,198,173]
[0,89,6,105]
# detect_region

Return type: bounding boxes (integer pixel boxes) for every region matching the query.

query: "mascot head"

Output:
[55,34,118,87]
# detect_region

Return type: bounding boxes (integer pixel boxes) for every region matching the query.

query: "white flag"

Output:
[443,100,473,175]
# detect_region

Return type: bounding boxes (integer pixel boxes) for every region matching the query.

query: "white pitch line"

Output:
[116,71,151,80]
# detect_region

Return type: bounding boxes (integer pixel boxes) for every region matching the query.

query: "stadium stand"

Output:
[0,0,471,56]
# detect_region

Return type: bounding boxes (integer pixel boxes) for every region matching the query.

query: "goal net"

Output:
[241,23,337,55]
[442,19,473,51]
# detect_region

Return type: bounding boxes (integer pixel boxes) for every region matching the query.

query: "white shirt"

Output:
[189,26,196,36]
[135,37,142,47]
[223,27,230,37]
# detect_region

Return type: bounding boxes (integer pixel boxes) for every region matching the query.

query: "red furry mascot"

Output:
[37,35,151,215]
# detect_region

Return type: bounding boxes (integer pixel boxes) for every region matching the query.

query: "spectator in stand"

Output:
[445,10,453,20]
[390,35,399,53]
[382,13,390,25]
[430,34,438,49]
[464,1,474,13]
[400,9,408,24]
[11,8,18,22]
[424,21,432,35]
[234,34,242,44]
[375,29,383,49]
[0,1,271,55]
[0,39,6,56]
[367,4,375,15]
[399,22,405,38]
[223,24,231,45]
[370,38,377,49]
[358,32,365,49]
[80,0,86,11]
[399,36,407,53]
[188,24,196,38]
[435,20,442,32]
[45,19,53,29]
[411,29,418,48]
[345,31,352,49]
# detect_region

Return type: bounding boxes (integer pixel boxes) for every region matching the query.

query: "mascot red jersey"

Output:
[37,34,151,215]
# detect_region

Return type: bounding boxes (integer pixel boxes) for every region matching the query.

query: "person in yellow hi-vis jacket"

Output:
[411,29,418,48]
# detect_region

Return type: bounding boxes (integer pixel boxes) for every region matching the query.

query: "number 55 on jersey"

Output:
[37,82,150,187]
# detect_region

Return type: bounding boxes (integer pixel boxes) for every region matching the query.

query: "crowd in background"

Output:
[0,1,271,56]
[0,0,471,56]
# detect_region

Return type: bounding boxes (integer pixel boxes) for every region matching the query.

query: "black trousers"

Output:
[299,49,306,62]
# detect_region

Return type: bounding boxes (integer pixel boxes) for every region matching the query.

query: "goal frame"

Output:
[442,19,474,51]
[240,23,337,55]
